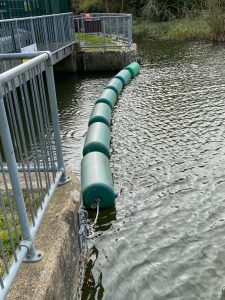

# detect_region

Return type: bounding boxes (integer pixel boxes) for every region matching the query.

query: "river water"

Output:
[56,36,225,300]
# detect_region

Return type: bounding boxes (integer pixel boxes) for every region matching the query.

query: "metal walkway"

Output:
[0,13,75,72]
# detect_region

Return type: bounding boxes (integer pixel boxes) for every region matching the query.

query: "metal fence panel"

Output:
[74,13,132,49]
[0,52,67,298]
[0,13,74,54]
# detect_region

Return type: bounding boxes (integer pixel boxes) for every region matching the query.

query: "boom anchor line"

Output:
[78,198,100,245]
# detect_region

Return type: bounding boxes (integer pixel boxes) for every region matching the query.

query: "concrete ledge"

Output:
[54,43,138,73]
[7,172,81,300]
[77,43,138,72]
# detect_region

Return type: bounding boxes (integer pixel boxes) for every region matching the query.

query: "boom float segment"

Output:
[104,78,123,96]
[115,69,132,85]
[95,89,118,109]
[81,152,116,209]
[88,103,112,127]
[125,62,141,78]
[83,122,111,158]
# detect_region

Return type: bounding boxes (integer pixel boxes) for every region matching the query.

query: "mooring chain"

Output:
[77,200,100,299]
[87,199,100,239]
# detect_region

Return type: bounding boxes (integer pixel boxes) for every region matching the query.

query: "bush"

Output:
[79,0,104,13]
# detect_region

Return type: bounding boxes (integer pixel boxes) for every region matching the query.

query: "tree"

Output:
[104,0,113,12]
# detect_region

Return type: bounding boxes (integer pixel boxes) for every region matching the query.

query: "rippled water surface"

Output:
[56,37,225,300]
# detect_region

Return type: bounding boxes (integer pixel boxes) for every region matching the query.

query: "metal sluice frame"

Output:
[0,52,69,299]
[74,13,132,49]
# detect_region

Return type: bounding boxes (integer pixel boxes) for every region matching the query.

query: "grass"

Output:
[78,32,117,46]
[0,193,21,277]
[0,189,43,277]
[133,17,211,41]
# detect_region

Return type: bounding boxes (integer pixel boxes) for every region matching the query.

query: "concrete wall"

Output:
[7,173,81,300]
[55,43,138,72]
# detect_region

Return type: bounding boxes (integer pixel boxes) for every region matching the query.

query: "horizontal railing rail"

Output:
[74,13,132,49]
[0,52,69,299]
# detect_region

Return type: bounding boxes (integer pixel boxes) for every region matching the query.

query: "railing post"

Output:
[70,13,75,43]
[61,14,66,45]
[128,14,132,46]
[0,87,43,263]
[102,17,106,49]
[30,18,36,46]
[43,17,49,49]
[53,15,59,50]
[45,56,70,185]
[15,20,22,51]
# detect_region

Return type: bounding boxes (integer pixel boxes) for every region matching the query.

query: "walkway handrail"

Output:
[0,12,74,22]
[0,52,68,299]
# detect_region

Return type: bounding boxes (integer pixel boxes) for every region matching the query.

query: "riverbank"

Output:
[133,17,211,41]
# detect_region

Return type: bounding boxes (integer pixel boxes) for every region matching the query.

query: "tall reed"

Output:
[204,0,225,41]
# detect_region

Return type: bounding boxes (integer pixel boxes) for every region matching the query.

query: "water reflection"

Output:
[82,206,117,300]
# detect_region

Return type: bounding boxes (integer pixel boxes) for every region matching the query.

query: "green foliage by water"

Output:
[79,0,225,41]
[78,33,117,46]
[134,17,210,40]
[204,0,225,41]
[0,190,42,276]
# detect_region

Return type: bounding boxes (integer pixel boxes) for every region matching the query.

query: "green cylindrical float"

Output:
[88,103,112,127]
[105,78,123,96]
[81,152,116,209]
[83,122,110,158]
[125,62,140,78]
[95,89,117,109]
[115,69,131,86]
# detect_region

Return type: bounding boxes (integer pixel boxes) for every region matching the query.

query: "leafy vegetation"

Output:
[134,17,210,40]
[78,0,225,41]
[0,189,42,277]
[78,33,117,46]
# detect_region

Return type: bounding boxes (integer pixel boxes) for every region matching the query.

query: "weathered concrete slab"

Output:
[7,171,81,300]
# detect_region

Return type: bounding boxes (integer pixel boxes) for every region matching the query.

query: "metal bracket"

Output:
[23,250,44,263]
[57,174,71,186]
[21,243,44,263]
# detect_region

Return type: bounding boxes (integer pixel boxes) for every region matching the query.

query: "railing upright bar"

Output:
[53,15,59,50]
[0,94,31,241]
[43,17,49,49]
[15,20,21,51]
[103,17,106,49]
[128,15,132,45]
[45,57,67,181]
[30,18,36,45]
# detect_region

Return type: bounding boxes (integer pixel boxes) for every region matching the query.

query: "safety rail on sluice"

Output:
[74,13,132,49]
[0,12,75,72]
[0,52,69,299]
